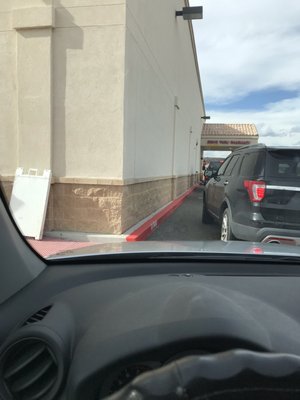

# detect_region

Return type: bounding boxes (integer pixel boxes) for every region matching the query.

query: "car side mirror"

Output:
[204,170,213,177]
[206,170,218,179]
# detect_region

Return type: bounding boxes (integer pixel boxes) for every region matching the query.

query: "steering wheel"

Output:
[103,350,300,400]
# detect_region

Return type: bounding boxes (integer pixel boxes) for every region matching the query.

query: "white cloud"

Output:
[189,0,300,146]
[207,95,300,146]
[190,0,300,104]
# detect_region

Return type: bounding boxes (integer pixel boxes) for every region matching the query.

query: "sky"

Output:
[189,0,300,151]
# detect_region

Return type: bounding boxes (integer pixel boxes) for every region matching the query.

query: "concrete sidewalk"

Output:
[27,237,97,258]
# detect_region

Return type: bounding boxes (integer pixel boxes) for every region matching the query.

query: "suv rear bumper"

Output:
[231,221,300,244]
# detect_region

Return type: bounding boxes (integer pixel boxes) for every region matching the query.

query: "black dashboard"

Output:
[1,261,300,400]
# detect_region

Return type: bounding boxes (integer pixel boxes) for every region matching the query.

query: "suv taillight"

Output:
[244,180,266,202]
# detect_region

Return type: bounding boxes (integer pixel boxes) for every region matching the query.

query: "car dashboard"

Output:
[1,260,300,400]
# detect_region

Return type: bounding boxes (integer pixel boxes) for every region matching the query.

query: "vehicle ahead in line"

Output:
[202,144,300,244]
[203,160,224,185]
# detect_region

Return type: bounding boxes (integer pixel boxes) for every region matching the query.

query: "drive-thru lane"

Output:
[147,187,220,241]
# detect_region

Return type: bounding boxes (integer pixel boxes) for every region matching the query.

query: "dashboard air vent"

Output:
[23,306,52,326]
[2,339,58,400]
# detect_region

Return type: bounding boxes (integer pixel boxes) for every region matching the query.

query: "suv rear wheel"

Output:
[221,208,235,241]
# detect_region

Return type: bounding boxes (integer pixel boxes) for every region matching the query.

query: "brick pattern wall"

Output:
[45,183,124,234]
[173,176,190,198]
[2,176,196,235]
[121,179,173,233]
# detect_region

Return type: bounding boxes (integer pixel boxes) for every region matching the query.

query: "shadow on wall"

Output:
[45,0,84,176]
[0,181,13,204]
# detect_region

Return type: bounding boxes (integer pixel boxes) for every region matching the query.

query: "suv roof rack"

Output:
[268,145,300,150]
[233,143,266,152]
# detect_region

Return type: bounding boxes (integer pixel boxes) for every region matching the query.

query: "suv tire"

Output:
[221,208,236,241]
[202,197,213,224]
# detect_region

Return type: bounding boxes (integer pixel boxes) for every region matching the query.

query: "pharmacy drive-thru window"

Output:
[201,124,259,158]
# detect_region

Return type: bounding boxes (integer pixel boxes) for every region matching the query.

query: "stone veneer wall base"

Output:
[1,175,199,235]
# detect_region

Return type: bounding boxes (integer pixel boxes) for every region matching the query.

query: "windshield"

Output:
[1,0,300,259]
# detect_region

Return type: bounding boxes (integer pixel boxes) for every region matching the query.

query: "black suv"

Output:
[202,144,300,244]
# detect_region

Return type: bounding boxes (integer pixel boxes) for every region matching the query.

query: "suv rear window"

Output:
[266,150,300,179]
[240,151,264,177]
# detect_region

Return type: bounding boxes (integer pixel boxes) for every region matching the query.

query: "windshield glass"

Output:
[1,0,300,259]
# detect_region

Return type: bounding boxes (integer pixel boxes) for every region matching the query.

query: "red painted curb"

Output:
[126,185,197,242]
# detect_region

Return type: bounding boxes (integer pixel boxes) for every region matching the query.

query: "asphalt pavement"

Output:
[147,187,220,241]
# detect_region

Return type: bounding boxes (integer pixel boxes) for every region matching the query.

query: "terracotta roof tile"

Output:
[202,124,258,137]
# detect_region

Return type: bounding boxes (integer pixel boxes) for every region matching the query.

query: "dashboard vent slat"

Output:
[2,339,59,400]
[4,343,46,380]
[23,306,52,326]
[11,356,54,393]
[22,374,57,400]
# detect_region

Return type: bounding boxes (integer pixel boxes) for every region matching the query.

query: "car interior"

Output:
[2,187,300,400]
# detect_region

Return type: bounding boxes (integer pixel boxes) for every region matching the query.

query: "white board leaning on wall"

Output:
[10,168,52,240]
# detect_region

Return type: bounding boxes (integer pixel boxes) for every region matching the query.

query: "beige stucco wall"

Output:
[17,27,53,169]
[0,0,205,234]
[52,1,126,179]
[0,6,17,176]
[0,0,204,182]
[0,0,126,180]
[123,0,205,181]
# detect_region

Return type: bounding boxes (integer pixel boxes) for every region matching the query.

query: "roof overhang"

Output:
[201,123,259,151]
